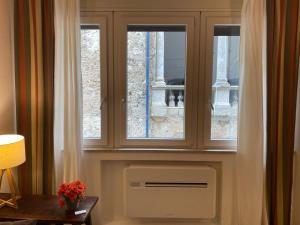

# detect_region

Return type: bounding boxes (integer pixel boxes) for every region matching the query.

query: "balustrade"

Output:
[152,84,184,107]
[212,85,239,107]
[152,84,238,110]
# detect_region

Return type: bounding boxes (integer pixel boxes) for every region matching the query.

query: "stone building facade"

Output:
[127,31,185,139]
[81,29,101,138]
[81,29,240,141]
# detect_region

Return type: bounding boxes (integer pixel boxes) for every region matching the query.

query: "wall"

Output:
[0,0,241,223]
[82,152,236,225]
[80,0,242,11]
[0,0,16,192]
[0,0,15,134]
[80,1,242,225]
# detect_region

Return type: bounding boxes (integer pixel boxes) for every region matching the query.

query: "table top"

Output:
[0,194,98,224]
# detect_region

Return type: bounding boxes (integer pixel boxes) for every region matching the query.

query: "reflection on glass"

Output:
[211,25,240,140]
[126,25,186,139]
[81,25,101,138]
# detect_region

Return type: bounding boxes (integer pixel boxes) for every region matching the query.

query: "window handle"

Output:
[121,98,126,110]
[210,102,214,111]
[100,97,106,110]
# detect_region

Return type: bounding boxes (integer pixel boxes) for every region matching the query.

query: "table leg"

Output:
[85,215,92,225]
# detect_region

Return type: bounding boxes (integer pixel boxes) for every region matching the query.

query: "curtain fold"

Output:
[266,0,300,224]
[14,0,55,194]
[291,62,300,225]
[54,0,82,184]
[41,0,55,195]
[235,0,267,225]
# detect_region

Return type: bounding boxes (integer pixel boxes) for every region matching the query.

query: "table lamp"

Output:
[0,134,25,208]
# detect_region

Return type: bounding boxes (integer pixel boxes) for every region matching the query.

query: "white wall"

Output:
[82,152,236,225]
[0,0,15,134]
[0,0,16,192]
[0,0,241,223]
[80,0,242,11]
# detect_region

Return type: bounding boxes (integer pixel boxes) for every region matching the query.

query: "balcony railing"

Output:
[212,85,239,106]
[151,84,185,108]
[151,84,239,109]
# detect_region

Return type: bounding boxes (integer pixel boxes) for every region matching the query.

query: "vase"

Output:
[65,199,80,215]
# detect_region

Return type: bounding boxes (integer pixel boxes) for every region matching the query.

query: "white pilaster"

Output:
[213,36,231,115]
[151,32,167,118]
[155,32,165,84]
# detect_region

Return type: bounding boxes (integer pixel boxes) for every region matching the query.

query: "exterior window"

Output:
[80,14,109,147]
[126,25,186,139]
[81,25,101,139]
[114,12,197,148]
[211,25,240,140]
[80,12,241,150]
[202,12,241,148]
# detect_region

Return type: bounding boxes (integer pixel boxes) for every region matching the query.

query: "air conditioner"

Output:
[123,165,217,219]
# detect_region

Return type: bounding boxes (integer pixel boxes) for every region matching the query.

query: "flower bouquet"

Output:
[57,180,87,213]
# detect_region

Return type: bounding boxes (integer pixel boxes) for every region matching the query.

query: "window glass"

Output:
[126,25,186,139]
[211,25,240,140]
[81,25,101,139]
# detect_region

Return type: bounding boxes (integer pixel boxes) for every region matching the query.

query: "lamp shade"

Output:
[0,135,26,169]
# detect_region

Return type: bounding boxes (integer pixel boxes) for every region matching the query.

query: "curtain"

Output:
[54,0,82,184]
[234,0,267,225]
[266,0,300,224]
[291,62,300,225]
[14,0,55,194]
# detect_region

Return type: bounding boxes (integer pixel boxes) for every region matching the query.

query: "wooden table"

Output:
[0,194,98,225]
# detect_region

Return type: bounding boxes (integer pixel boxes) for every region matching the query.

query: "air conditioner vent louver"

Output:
[144,182,208,188]
[124,165,217,219]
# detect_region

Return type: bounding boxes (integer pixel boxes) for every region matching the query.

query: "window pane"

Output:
[126,25,186,139]
[211,25,240,140]
[81,25,101,139]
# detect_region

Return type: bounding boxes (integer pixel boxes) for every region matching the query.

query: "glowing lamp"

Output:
[0,134,25,208]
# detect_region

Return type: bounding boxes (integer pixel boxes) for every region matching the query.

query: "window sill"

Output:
[83,147,237,153]
[82,147,237,161]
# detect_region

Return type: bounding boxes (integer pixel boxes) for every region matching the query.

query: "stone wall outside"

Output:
[81,29,101,138]
[81,30,238,141]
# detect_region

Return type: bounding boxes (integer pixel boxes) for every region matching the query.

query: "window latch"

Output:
[210,102,214,111]
[121,98,126,110]
[100,97,106,110]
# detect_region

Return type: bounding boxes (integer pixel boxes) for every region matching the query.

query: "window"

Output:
[211,25,240,140]
[202,12,241,148]
[81,25,101,139]
[80,14,110,147]
[80,12,241,150]
[126,25,186,140]
[114,12,198,148]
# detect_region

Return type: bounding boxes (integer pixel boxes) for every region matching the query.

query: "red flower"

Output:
[57,180,87,208]
[58,199,65,207]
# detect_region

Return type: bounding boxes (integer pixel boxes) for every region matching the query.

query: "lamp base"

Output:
[0,168,21,209]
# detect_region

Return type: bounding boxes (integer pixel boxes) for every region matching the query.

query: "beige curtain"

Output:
[292,62,300,225]
[234,0,267,224]
[54,0,82,184]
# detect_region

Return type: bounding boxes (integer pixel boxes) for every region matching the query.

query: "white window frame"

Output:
[80,12,112,148]
[199,12,241,149]
[114,12,200,149]
[79,11,241,151]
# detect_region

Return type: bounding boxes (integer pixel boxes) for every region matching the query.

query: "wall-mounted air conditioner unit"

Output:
[124,165,217,219]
